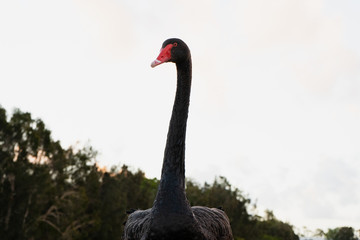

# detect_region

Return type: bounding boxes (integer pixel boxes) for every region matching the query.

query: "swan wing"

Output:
[123,209,151,240]
[192,206,233,240]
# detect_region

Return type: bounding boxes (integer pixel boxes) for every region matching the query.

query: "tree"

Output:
[0,107,99,239]
[0,106,301,240]
[326,227,358,240]
[255,210,299,240]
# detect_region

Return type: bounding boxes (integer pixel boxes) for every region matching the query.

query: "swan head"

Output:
[151,38,190,68]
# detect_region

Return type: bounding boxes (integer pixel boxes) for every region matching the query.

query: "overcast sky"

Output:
[1,0,359,233]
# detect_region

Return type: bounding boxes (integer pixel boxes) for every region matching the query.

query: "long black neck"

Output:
[152,58,192,214]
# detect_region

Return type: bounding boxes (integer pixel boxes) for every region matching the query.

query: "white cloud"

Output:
[73,0,135,60]
[233,0,360,94]
[274,157,360,229]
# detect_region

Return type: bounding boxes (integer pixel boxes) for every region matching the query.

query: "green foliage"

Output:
[0,106,300,240]
[255,216,299,240]
[325,227,358,240]
[262,235,282,240]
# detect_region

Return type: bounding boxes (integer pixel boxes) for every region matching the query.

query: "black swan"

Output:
[123,38,233,240]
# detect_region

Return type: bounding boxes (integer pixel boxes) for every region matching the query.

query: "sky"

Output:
[1,0,359,234]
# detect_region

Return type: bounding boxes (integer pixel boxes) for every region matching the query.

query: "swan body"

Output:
[123,39,233,240]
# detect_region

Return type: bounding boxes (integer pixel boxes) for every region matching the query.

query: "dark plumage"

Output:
[123,39,233,240]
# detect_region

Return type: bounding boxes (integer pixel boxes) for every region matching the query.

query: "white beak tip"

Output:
[151,59,162,68]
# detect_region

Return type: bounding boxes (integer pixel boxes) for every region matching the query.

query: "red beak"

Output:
[151,44,173,68]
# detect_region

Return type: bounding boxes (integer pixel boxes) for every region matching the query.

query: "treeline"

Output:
[0,107,299,240]
[312,227,359,240]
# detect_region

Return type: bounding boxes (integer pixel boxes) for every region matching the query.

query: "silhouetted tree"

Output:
[0,106,300,240]
[326,227,358,240]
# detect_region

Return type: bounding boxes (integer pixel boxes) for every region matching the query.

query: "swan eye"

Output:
[173,42,178,47]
